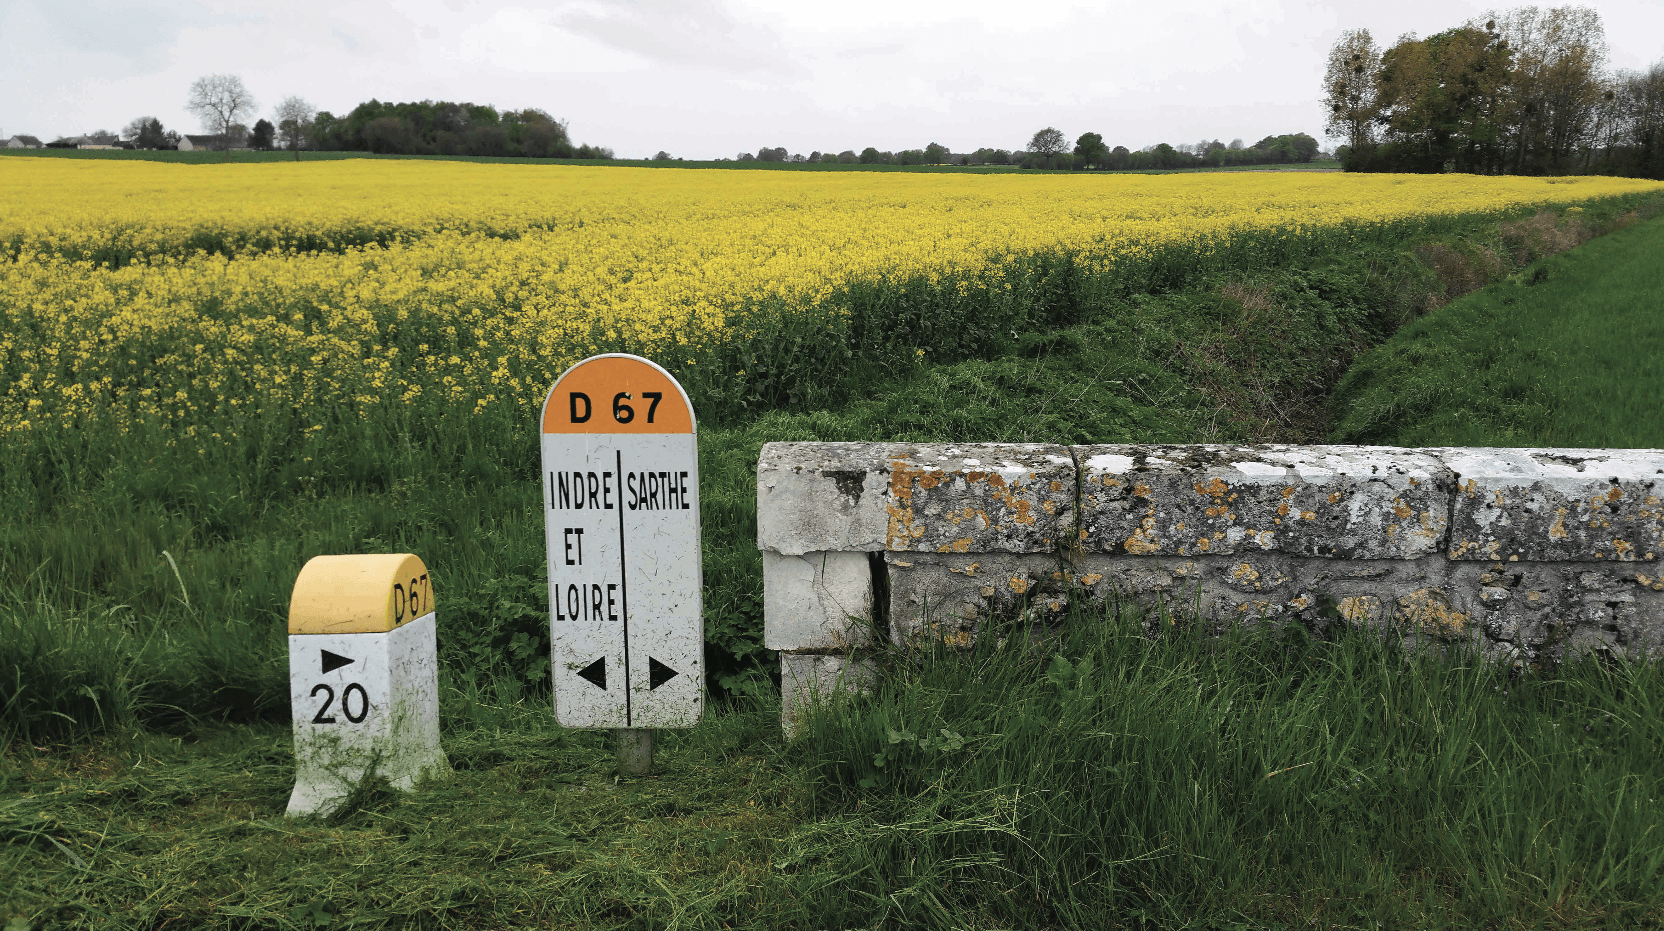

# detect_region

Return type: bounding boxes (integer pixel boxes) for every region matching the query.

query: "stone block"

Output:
[1434,447,1664,563]
[1066,553,1453,631]
[780,653,878,738]
[886,552,1069,647]
[763,550,876,651]
[758,442,889,556]
[885,443,1075,554]
[1072,444,1451,560]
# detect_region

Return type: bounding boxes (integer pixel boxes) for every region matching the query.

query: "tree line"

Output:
[310,99,613,159]
[708,129,1321,170]
[1324,5,1664,178]
[73,74,612,162]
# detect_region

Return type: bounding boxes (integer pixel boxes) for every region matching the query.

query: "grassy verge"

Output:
[5,616,1660,929]
[1329,208,1664,447]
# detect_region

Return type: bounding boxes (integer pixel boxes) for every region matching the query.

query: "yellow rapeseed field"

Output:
[2,157,1660,440]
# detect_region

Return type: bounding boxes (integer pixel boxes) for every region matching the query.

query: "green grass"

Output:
[1329,211,1664,447]
[5,617,1661,929]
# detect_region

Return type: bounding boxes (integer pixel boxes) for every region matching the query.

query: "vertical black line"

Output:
[616,449,632,726]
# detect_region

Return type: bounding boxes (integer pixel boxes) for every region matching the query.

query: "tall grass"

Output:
[786,609,1664,928]
[1330,209,1664,447]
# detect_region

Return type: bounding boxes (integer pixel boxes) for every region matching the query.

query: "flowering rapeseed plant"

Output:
[2,159,1660,439]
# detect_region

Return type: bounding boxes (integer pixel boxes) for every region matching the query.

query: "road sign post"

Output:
[286,554,449,817]
[541,354,704,772]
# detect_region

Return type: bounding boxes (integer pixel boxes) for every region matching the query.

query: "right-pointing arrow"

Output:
[321,649,354,674]
[648,657,679,690]
[577,656,607,690]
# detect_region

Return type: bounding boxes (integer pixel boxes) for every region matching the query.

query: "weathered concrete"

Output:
[763,550,875,650]
[1075,444,1450,559]
[758,442,891,556]
[1437,447,1664,562]
[884,444,1076,555]
[887,552,1069,646]
[760,443,1664,736]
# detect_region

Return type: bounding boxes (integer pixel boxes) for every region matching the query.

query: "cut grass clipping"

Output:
[1330,210,1664,447]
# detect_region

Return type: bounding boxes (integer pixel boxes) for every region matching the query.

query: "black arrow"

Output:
[648,657,679,691]
[321,649,354,674]
[577,656,607,690]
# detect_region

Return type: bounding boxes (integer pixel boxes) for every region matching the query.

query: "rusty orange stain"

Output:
[1008,577,1030,593]
[1549,507,1569,541]
[937,538,973,553]
[1134,483,1152,498]
[1050,480,1063,493]
[1393,500,1413,519]
[1277,502,1291,516]
[1281,486,1294,499]
[1195,478,1228,497]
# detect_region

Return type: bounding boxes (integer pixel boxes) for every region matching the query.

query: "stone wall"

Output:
[759,443,1664,733]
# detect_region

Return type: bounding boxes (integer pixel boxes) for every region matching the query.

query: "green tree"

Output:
[1072,131,1107,167]
[858,146,882,164]
[249,118,275,150]
[924,141,948,164]
[122,116,168,149]
[1323,28,1383,161]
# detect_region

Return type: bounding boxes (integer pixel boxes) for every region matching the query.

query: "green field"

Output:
[4,188,1664,929]
[1329,210,1664,447]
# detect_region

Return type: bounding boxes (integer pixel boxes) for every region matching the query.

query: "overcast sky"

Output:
[2,0,1660,158]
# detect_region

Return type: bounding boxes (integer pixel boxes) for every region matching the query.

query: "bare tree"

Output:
[1028,127,1067,156]
[186,74,256,158]
[273,95,316,161]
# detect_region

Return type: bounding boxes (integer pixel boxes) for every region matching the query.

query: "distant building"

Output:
[179,133,250,152]
[3,135,44,149]
[74,132,122,148]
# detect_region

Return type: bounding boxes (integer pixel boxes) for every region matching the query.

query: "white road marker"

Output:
[540,354,704,762]
[286,553,449,817]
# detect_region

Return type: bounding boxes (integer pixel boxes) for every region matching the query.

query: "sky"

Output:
[2,0,1661,159]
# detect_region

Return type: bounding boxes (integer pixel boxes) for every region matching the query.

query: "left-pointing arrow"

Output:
[321,649,354,674]
[577,656,607,690]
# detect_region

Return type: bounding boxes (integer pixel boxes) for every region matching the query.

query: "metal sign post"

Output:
[539,354,703,773]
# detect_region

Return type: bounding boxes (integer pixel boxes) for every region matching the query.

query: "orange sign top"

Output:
[541,354,695,434]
